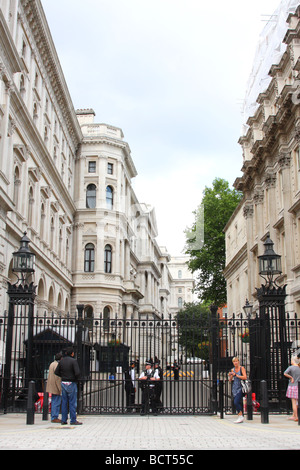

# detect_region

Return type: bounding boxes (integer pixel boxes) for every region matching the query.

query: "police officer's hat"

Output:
[145,359,152,366]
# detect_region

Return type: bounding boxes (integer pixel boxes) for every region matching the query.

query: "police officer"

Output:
[138,359,160,415]
[172,360,180,380]
[124,361,136,412]
[154,359,163,412]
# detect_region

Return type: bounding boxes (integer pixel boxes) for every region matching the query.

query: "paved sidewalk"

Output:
[0,413,299,451]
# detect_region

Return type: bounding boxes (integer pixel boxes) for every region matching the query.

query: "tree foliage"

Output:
[185,178,242,306]
[175,302,210,361]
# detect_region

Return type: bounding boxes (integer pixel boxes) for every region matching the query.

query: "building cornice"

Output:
[0,9,23,75]
[10,90,77,216]
[21,0,82,144]
[223,243,247,280]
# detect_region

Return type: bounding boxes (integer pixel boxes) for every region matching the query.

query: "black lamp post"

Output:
[12,232,35,285]
[243,299,253,318]
[2,233,37,413]
[210,304,218,414]
[256,235,287,404]
[258,235,282,289]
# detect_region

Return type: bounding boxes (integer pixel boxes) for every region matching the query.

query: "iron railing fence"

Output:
[0,308,299,414]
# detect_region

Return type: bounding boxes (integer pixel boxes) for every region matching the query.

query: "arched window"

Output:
[33,102,38,122]
[106,185,113,210]
[28,186,34,226]
[84,243,95,272]
[20,74,25,97]
[13,166,20,208]
[178,297,183,308]
[84,305,94,330]
[103,306,110,330]
[40,203,45,240]
[86,184,96,209]
[50,215,55,250]
[104,244,112,273]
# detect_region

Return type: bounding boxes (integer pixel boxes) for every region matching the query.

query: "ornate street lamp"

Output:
[255,235,288,397]
[243,299,253,318]
[12,232,35,284]
[258,235,282,288]
[2,232,37,415]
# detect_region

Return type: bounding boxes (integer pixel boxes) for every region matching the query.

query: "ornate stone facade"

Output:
[0,1,194,320]
[224,5,300,316]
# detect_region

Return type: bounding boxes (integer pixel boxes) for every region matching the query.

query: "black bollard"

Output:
[43,387,49,421]
[247,390,253,420]
[298,383,300,426]
[27,381,35,425]
[219,380,224,419]
[260,380,269,424]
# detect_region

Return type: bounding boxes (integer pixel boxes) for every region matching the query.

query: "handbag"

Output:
[241,379,251,394]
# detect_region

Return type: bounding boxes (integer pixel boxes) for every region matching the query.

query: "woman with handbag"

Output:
[228,356,247,423]
[284,356,300,422]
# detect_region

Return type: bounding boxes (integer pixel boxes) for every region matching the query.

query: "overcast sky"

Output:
[42,0,284,256]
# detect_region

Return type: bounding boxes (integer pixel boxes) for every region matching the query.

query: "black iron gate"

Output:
[0,306,299,415]
[0,309,215,415]
[216,307,300,413]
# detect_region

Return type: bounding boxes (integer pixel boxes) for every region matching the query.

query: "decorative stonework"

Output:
[243,204,254,219]
[277,152,291,169]
[264,173,276,188]
[253,191,264,205]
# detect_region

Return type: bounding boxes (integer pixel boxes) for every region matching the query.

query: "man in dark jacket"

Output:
[55,347,82,425]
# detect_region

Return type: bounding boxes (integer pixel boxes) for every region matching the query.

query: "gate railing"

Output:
[0,308,299,414]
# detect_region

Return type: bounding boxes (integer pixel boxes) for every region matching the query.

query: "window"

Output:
[178,297,183,308]
[107,162,113,174]
[104,244,112,273]
[34,71,39,88]
[103,306,110,329]
[106,186,113,209]
[50,215,55,250]
[84,244,95,272]
[20,75,25,97]
[178,270,182,279]
[21,40,26,59]
[86,184,96,208]
[88,161,96,173]
[40,203,45,240]
[28,186,34,226]
[33,103,38,122]
[84,305,94,330]
[297,147,300,190]
[13,166,20,208]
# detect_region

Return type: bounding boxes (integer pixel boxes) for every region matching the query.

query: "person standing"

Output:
[228,356,247,423]
[55,347,82,425]
[284,356,300,421]
[138,359,160,415]
[172,360,180,380]
[46,352,62,423]
[154,359,163,412]
[124,361,136,411]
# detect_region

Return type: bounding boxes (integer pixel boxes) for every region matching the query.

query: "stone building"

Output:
[0,0,194,323]
[224,2,300,316]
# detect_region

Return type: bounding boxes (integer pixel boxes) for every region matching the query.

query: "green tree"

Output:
[175,302,210,360]
[185,178,242,306]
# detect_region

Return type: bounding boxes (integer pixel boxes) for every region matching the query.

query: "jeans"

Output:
[50,394,61,420]
[61,382,78,423]
[141,386,157,414]
[233,390,243,413]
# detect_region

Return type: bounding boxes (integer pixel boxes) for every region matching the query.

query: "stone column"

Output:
[278,152,294,285]
[243,202,254,297]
